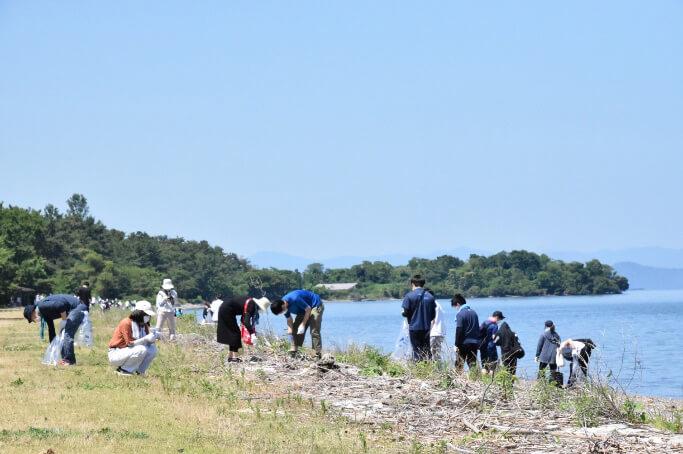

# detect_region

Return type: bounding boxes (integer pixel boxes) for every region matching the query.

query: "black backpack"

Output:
[511,333,525,359]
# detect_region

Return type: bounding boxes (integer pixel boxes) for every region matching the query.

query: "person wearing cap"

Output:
[271,289,325,359]
[23,294,88,366]
[479,310,505,375]
[535,320,561,375]
[217,296,271,362]
[155,278,178,340]
[108,301,159,376]
[452,294,480,373]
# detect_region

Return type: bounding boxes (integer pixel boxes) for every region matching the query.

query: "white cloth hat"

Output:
[161,278,174,290]
[253,297,271,313]
[135,300,156,317]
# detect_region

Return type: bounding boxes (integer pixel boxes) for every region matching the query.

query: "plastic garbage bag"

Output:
[42,330,65,366]
[75,312,94,347]
[390,319,412,363]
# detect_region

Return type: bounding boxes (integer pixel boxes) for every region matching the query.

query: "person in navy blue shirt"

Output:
[23,294,88,366]
[271,289,325,359]
[452,294,480,373]
[401,275,436,362]
[480,310,504,375]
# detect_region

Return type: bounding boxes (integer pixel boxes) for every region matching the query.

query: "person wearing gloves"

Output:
[535,320,561,375]
[270,289,325,359]
[217,296,271,362]
[108,301,159,376]
[155,278,178,340]
[23,294,88,366]
[426,289,446,360]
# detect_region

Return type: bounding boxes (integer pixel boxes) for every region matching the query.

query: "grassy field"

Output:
[0,308,402,454]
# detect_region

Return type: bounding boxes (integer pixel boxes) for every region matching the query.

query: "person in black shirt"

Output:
[77,281,92,309]
[217,297,271,362]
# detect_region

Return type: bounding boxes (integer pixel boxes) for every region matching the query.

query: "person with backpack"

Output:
[452,294,480,373]
[218,296,272,362]
[401,275,436,362]
[479,311,504,374]
[494,321,524,376]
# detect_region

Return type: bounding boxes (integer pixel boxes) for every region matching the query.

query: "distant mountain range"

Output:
[248,247,683,290]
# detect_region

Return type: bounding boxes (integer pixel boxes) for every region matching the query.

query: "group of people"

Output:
[22,278,328,375]
[402,274,595,385]
[23,274,594,385]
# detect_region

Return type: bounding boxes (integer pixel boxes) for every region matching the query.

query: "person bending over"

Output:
[271,290,325,359]
[217,296,271,362]
[24,294,88,366]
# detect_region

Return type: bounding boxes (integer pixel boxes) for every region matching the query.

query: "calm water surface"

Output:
[197,290,683,398]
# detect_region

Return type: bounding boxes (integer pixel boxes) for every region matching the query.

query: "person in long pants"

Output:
[108,301,159,376]
[24,294,88,366]
[155,278,177,340]
[536,320,561,378]
[271,290,325,359]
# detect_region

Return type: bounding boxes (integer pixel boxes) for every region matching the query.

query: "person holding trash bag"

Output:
[155,278,178,340]
[23,294,88,366]
[271,289,324,359]
[536,320,562,383]
[426,289,446,360]
[218,296,271,362]
[452,294,480,373]
[108,301,159,376]
[401,275,436,362]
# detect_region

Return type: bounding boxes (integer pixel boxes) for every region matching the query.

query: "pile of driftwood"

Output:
[180,333,683,453]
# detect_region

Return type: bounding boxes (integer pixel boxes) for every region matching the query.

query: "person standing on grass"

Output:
[536,320,561,375]
[494,320,524,376]
[77,281,92,309]
[155,278,178,340]
[426,289,446,360]
[452,294,480,373]
[108,301,159,376]
[218,296,271,362]
[479,311,504,375]
[401,275,436,362]
[271,289,325,359]
[23,294,88,366]
[210,294,224,322]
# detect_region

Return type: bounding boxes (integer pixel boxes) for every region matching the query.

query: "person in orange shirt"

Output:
[108,301,159,376]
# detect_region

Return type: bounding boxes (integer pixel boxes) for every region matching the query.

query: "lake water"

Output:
[195,289,683,399]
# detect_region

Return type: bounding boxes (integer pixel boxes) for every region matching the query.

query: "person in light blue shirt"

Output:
[271,289,324,359]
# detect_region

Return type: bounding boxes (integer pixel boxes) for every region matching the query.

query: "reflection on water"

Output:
[195,290,683,398]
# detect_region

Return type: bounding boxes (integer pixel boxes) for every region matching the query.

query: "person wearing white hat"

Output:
[108,301,160,376]
[155,278,178,340]
[217,296,271,362]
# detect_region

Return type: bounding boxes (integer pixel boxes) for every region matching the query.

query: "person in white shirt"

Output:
[427,289,446,360]
[155,278,178,340]
[560,338,596,386]
[210,294,224,323]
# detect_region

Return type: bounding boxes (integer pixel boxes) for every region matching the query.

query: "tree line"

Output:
[0,194,628,305]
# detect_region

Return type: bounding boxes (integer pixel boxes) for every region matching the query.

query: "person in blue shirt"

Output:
[271,289,324,359]
[401,275,436,362]
[479,310,504,375]
[452,294,480,373]
[23,294,88,366]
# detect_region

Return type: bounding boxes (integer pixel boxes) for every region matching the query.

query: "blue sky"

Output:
[1,1,682,259]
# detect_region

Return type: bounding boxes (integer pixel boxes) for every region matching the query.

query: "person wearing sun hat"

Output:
[217,296,271,362]
[108,300,160,376]
[24,294,88,366]
[155,278,178,340]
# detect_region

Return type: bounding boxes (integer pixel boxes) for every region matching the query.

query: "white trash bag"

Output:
[390,319,412,363]
[75,312,94,347]
[42,330,65,366]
